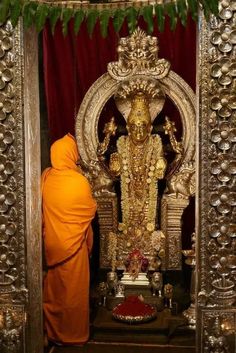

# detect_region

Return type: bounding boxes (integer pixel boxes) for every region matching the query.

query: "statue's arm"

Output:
[154,136,167,179]
[96,117,120,179]
[109,152,121,177]
[97,151,120,179]
[155,158,167,178]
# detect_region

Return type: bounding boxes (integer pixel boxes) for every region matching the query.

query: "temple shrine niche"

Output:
[76,28,196,327]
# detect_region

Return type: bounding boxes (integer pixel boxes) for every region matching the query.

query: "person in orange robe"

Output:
[41,133,97,346]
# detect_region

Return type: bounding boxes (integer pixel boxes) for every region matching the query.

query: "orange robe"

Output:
[41,134,97,345]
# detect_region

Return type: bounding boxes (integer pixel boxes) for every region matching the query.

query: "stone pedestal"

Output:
[121,272,149,286]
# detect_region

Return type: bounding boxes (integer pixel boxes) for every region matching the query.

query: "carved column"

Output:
[197,1,236,351]
[0,20,26,353]
[96,195,118,268]
[161,194,189,270]
[0,21,42,353]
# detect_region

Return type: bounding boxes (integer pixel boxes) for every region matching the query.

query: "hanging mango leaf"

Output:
[49,6,61,34]
[113,8,125,33]
[177,0,187,27]
[187,0,198,22]
[199,0,212,20]
[23,1,38,28]
[201,0,219,16]
[126,7,138,34]
[142,5,154,34]
[35,3,49,33]
[208,0,219,15]
[155,4,165,32]
[74,9,84,35]
[165,2,177,31]
[100,9,111,39]
[0,0,10,24]
[9,0,22,28]
[62,7,73,36]
[87,9,99,37]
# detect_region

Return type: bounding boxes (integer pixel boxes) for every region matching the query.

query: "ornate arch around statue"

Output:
[76,38,195,169]
[76,28,196,270]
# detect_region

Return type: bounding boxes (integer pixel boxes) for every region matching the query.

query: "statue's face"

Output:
[128,119,151,144]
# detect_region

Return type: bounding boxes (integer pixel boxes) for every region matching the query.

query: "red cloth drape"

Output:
[43,16,196,142]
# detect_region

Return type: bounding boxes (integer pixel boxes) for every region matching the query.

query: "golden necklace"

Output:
[117,135,160,237]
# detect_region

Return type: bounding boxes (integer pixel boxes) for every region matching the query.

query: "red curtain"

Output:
[43,16,196,142]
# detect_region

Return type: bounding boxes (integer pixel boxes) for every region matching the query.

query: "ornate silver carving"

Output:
[0,21,26,300]
[0,18,29,353]
[161,194,189,270]
[182,233,196,328]
[167,162,195,197]
[198,1,236,306]
[114,77,166,122]
[76,53,196,174]
[108,28,171,81]
[197,0,236,351]
[202,311,236,353]
[0,18,43,353]
[96,195,118,268]
[0,305,25,353]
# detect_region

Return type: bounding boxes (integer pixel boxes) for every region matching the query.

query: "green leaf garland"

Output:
[4,0,219,38]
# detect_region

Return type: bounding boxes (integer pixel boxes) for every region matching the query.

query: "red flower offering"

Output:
[112,296,157,323]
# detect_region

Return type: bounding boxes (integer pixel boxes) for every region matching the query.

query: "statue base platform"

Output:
[121,272,149,286]
[90,306,195,353]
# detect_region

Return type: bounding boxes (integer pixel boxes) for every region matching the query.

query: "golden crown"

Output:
[127,92,151,125]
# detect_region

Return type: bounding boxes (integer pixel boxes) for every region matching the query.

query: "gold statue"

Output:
[163,116,183,155]
[98,92,167,271]
[77,29,196,272]
[97,117,117,156]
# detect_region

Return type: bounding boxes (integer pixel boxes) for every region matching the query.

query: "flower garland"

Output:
[117,134,166,255]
